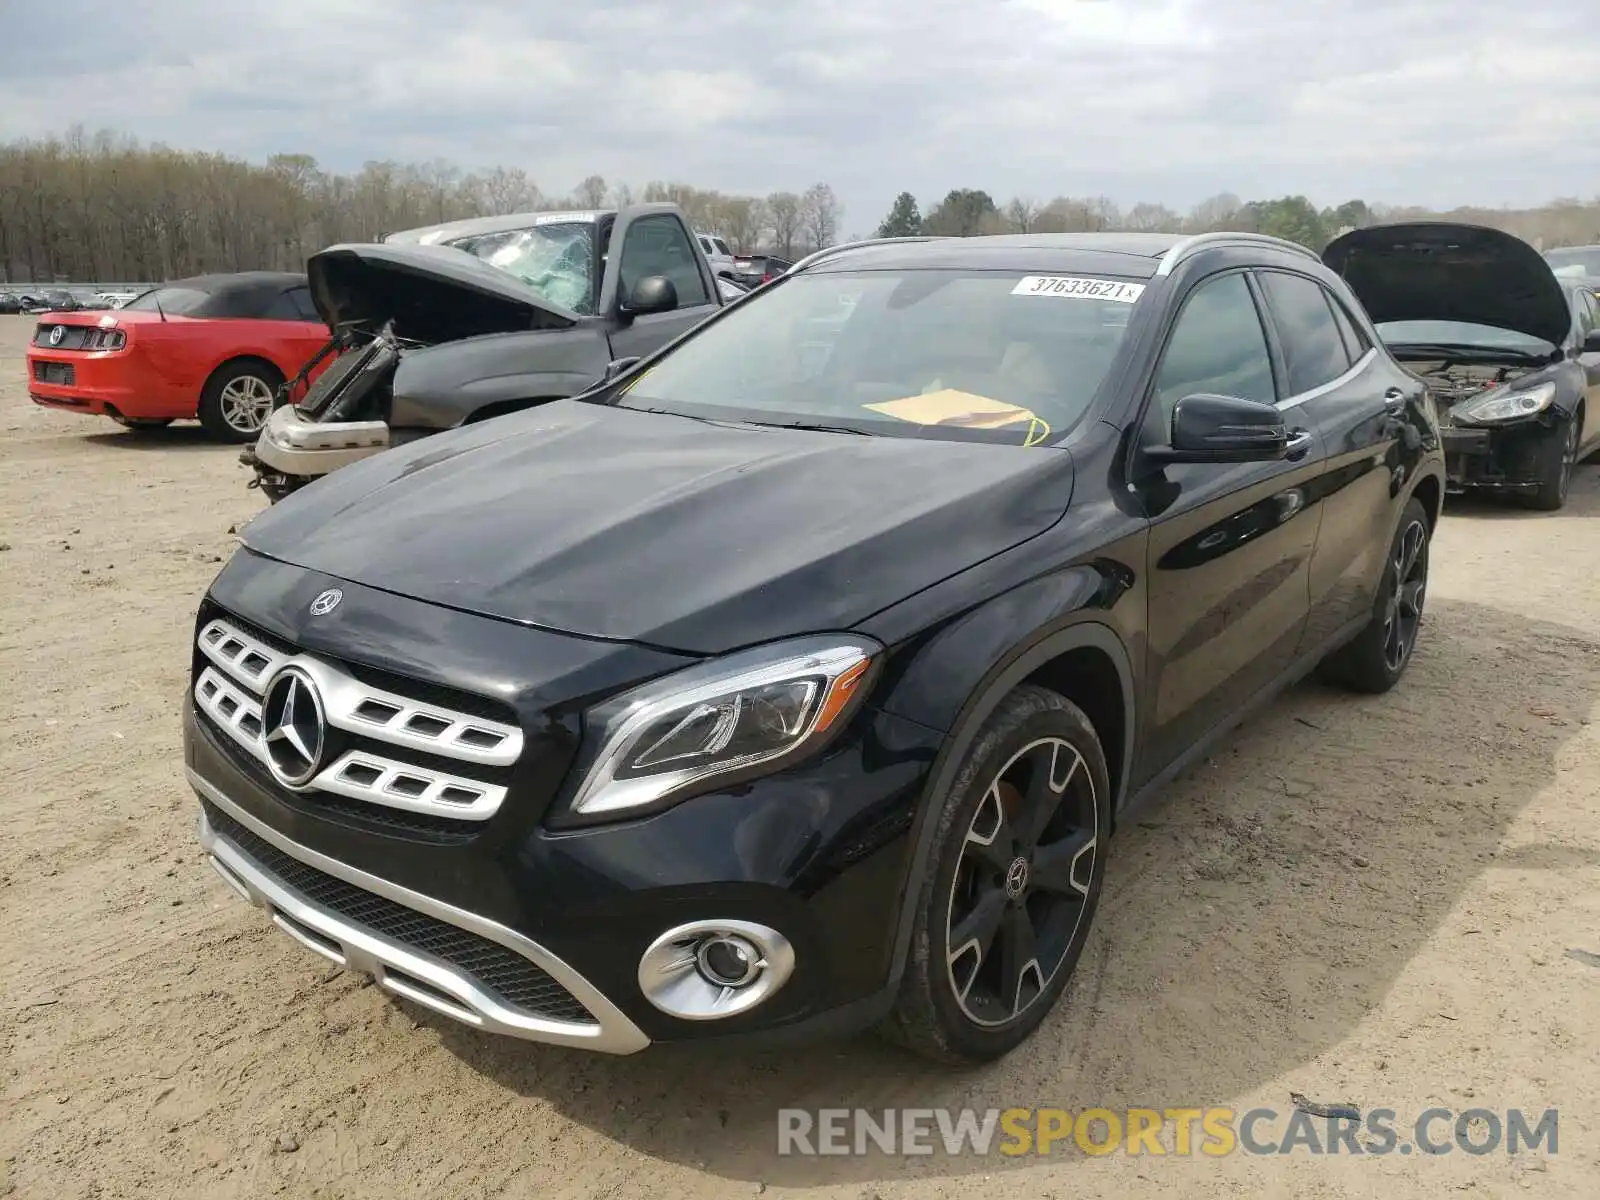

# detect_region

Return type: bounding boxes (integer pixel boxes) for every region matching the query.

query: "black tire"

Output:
[198,359,284,443]
[109,415,173,430]
[1524,412,1580,512]
[1318,497,1430,694]
[881,685,1110,1064]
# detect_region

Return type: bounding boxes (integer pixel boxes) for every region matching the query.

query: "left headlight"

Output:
[1455,380,1556,424]
[559,635,881,823]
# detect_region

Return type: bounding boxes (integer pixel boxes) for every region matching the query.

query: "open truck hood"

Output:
[1322,222,1571,348]
[306,242,578,343]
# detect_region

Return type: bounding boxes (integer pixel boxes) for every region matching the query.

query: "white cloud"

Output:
[2,0,1597,231]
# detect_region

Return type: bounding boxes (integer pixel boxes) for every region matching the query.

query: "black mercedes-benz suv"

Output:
[186,231,1445,1063]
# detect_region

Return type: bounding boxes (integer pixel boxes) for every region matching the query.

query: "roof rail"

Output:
[787,236,953,275]
[1156,231,1320,277]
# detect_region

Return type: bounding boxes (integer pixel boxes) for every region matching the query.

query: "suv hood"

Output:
[307,242,578,342]
[1322,222,1571,348]
[238,401,1076,655]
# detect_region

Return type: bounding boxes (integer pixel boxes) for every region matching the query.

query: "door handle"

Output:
[1283,429,1314,461]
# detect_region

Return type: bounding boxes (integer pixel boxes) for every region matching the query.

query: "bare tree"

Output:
[6,125,1599,285]
[800,182,841,252]
[767,191,802,258]
[1003,197,1039,233]
[574,174,608,209]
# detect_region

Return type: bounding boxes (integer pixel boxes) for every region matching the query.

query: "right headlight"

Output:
[557,635,881,823]
[1454,380,1556,424]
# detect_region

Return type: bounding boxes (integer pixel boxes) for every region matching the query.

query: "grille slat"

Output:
[204,800,592,1023]
[192,615,520,827]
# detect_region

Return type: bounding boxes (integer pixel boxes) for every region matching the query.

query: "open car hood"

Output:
[1322,222,1571,348]
[306,242,578,342]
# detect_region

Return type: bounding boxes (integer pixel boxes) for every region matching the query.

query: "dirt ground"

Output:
[1,310,1597,1200]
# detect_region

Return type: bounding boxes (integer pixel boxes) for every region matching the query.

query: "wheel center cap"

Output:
[1004,857,1030,900]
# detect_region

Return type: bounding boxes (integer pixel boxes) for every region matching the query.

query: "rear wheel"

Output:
[1524,413,1579,512]
[881,685,1109,1063]
[1318,497,1430,693]
[198,360,282,442]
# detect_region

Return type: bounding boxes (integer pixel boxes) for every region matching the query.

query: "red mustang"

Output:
[26,272,329,441]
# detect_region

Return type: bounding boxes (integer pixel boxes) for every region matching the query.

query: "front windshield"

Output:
[1375,319,1553,355]
[614,269,1141,445]
[447,221,595,314]
[1544,247,1600,276]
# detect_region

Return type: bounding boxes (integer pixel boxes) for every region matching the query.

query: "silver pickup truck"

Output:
[244,203,728,502]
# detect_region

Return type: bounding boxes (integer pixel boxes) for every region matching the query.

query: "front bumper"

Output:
[253,404,389,478]
[186,559,941,1050]
[1441,420,1556,490]
[196,771,649,1053]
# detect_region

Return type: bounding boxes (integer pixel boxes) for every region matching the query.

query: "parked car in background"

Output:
[1544,244,1600,292]
[245,202,724,501]
[696,233,736,278]
[188,230,1442,1063]
[26,272,329,441]
[1326,222,1600,510]
[727,254,794,289]
[0,291,20,314]
[24,289,81,313]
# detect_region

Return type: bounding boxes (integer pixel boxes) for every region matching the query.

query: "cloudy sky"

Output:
[3,0,1597,230]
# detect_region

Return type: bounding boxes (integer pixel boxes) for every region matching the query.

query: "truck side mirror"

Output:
[625,276,677,315]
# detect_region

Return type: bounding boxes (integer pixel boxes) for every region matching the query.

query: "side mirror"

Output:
[624,275,677,315]
[1148,393,1296,464]
[602,356,641,383]
[1583,329,1600,354]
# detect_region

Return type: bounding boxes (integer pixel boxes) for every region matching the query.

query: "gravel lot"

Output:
[2,311,1598,1198]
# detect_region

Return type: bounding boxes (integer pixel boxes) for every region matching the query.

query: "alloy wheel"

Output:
[1382,519,1428,672]
[944,736,1098,1027]
[219,375,276,434]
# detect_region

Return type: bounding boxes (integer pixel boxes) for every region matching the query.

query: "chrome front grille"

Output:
[193,617,520,822]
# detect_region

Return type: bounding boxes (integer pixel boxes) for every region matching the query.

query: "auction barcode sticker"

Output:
[1011,276,1146,303]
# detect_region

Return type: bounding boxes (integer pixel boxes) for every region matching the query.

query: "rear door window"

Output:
[1326,293,1369,362]
[1259,271,1354,396]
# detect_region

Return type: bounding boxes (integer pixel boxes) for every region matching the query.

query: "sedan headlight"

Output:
[561,636,880,822]
[1455,381,1556,424]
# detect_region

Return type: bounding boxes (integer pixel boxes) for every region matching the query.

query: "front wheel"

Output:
[1524,413,1579,512]
[1318,496,1430,693]
[882,685,1110,1063]
[199,361,283,442]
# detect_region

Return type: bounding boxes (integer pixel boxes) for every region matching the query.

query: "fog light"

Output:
[637,920,795,1020]
[697,935,762,988]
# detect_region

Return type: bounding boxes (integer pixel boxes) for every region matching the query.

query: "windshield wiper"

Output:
[766,420,875,436]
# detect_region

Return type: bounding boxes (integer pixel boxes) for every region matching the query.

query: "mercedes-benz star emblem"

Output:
[48,325,65,346]
[309,587,343,616]
[261,667,326,788]
[1004,857,1030,901]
